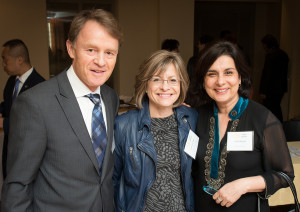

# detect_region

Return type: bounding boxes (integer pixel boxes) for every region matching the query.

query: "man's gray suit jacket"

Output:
[1,70,119,212]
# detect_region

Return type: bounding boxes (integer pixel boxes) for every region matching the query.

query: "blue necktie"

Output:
[12,78,21,101]
[85,94,108,173]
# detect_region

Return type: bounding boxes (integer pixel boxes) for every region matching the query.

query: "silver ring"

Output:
[217,197,223,203]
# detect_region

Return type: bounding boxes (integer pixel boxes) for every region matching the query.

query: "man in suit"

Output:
[0,39,45,178]
[2,9,122,212]
[259,34,289,122]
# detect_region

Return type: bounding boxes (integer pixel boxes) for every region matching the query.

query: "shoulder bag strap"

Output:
[276,171,300,212]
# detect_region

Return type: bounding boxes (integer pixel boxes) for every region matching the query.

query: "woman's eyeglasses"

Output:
[148,77,180,86]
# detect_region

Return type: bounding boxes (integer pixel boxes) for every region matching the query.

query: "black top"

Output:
[192,100,294,212]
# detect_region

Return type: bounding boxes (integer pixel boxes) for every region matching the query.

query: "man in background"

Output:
[161,39,180,52]
[187,34,214,79]
[260,34,289,122]
[0,39,45,178]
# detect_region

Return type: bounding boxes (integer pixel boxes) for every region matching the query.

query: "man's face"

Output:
[66,20,119,92]
[1,46,20,76]
[262,43,268,52]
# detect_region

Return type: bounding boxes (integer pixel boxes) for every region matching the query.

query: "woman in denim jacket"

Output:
[113,50,198,212]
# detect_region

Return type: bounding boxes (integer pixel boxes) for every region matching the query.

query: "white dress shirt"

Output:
[14,67,34,95]
[66,66,107,137]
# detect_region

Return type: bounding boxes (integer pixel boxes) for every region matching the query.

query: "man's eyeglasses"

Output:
[149,77,180,86]
[203,185,218,195]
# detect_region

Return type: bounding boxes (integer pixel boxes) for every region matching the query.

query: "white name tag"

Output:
[227,131,254,151]
[184,130,199,159]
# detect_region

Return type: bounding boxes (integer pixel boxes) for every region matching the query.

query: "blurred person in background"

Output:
[161,39,180,53]
[0,39,45,179]
[260,34,289,122]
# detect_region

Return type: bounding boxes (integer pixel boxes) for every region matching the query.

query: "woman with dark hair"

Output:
[191,41,294,211]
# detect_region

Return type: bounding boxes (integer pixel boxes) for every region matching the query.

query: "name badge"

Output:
[184,130,199,159]
[227,131,254,151]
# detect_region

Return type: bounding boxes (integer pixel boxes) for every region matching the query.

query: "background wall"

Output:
[116,0,160,97]
[0,0,50,95]
[0,0,299,119]
[250,2,282,101]
[115,0,194,97]
[0,0,49,195]
[281,0,300,119]
[159,0,194,64]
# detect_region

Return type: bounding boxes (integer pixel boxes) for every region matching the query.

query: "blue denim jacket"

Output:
[113,100,198,212]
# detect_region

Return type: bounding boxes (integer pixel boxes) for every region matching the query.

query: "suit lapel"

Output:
[100,85,115,181]
[55,71,100,175]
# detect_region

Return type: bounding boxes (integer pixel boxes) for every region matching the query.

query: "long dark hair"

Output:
[186,41,252,108]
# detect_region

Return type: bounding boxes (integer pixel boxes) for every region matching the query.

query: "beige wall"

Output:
[116,0,194,97]
[0,0,49,102]
[159,0,194,64]
[281,0,300,119]
[0,0,299,119]
[116,0,160,97]
[252,2,281,101]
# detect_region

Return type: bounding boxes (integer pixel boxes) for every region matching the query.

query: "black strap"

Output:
[276,171,300,212]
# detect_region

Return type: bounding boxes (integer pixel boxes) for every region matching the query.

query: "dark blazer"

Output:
[1,68,45,135]
[1,70,119,212]
[259,48,289,95]
[1,68,45,178]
